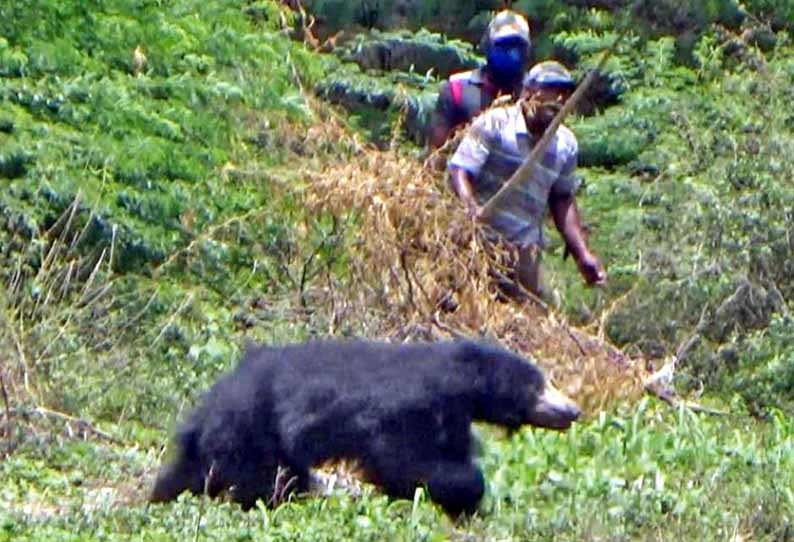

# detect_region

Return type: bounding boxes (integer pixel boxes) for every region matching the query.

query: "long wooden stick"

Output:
[480,31,626,218]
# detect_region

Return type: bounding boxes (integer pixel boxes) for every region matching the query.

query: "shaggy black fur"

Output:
[150,339,580,516]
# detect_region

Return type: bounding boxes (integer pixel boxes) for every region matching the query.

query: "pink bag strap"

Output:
[449,78,465,107]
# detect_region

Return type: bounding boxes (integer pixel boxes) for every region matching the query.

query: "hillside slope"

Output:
[1,1,793,540]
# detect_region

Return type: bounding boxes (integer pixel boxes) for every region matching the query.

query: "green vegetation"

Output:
[3,401,793,541]
[561,32,794,408]
[0,0,321,272]
[335,28,481,77]
[2,0,793,540]
[0,0,337,428]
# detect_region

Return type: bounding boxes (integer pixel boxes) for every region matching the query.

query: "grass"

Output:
[2,0,794,540]
[1,401,792,541]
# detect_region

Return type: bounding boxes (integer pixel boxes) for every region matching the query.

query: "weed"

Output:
[1,0,793,540]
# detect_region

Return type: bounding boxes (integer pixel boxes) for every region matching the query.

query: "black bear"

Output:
[150,339,580,516]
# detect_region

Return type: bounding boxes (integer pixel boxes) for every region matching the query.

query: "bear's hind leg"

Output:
[226,466,274,510]
[150,454,206,503]
[212,454,286,510]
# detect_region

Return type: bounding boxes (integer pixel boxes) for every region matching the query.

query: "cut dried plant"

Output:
[299,103,647,415]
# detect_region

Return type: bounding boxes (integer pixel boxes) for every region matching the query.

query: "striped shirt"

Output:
[448,103,580,248]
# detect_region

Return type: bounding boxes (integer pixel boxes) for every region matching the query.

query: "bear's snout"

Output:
[529,383,581,430]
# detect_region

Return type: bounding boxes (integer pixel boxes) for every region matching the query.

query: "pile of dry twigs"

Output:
[298,109,647,416]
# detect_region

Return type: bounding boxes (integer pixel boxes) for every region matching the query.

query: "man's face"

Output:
[486,36,529,85]
[527,85,572,105]
[522,84,572,135]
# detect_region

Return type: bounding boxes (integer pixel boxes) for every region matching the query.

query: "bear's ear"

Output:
[455,339,505,363]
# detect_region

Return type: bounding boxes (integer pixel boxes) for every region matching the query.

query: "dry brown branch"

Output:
[592,279,641,341]
[0,370,11,440]
[153,208,265,277]
[151,293,196,347]
[641,302,726,415]
[644,382,727,417]
[270,465,299,507]
[295,98,647,415]
[194,463,215,542]
[431,312,469,341]
[9,406,122,444]
[562,323,589,357]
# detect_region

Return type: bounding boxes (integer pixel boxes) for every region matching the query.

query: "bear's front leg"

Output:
[424,460,485,517]
[366,453,485,517]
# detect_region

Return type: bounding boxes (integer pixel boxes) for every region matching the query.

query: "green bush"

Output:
[744,0,794,33]
[723,314,794,417]
[0,0,326,271]
[2,2,794,540]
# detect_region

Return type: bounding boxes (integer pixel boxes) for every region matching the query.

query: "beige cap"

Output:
[487,10,531,45]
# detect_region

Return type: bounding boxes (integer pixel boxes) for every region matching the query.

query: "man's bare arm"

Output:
[449,167,481,218]
[428,114,452,150]
[549,192,606,285]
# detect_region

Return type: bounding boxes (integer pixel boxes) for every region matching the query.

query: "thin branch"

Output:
[153,207,263,278]
[562,324,589,357]
[195,463,214,542]
[430,311,470,341]
[645,382,727,417]
[299,217,340,307]
[9,406,123,444]
[768,281,789,318]
[398,249,417,311]
[78,248,107,304]
[644,301,724,418]
[151,293,195,347]
[674,302,711,365]
[45,192,81,241]
[270,465,298,507]
[0,370,11,438]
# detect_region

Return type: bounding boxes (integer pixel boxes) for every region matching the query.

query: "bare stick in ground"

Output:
[270,465,299,507]
[644,304,727,416]
[0,370,11,443]
[194,463,216,542]
[645,384,728,417]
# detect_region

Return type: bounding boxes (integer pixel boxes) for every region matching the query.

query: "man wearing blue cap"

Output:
[428,10,532,149]
[448,61,606,300]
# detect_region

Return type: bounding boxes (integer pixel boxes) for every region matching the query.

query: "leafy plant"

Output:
[2,1,794,541]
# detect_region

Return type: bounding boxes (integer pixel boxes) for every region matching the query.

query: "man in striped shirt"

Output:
[448,61,606,300]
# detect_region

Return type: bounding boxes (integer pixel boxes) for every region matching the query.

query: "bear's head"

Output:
[464,342,581,430]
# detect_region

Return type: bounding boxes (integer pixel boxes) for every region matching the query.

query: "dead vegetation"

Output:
[0,194,120,456]
[0,99,652,463]
[299,105,647,416]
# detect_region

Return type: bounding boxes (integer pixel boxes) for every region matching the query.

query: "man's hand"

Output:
[464,199,483,221]
[575,250,606,286]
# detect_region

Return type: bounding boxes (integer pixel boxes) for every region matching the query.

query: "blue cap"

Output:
[524,61,576,90]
